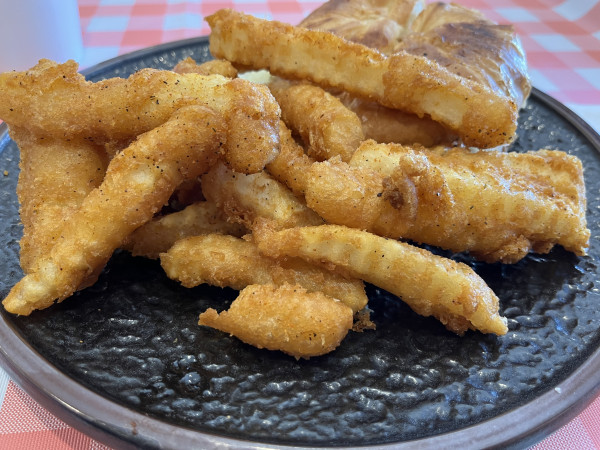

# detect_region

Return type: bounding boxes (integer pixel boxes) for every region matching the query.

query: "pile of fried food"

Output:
[0,0,590,359]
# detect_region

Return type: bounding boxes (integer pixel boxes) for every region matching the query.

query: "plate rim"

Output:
[1,37,600,449]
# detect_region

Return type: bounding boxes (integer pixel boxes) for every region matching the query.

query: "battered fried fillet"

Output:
[332,90,455,147]
[351,141,589,262]
[198,283,354,359]
[300,0,424,54]
[3,106,227,315]
[0,59,280,174]
[299,140,588,263]
[161,234,368,313]
[207,9,518,148]
[122,201,247,259]
[268,78,364,162]
[201,161,323,229]
[173,57,238,78]
[253,224,507,335]
[265,121,315,198]
[10,126,109,273]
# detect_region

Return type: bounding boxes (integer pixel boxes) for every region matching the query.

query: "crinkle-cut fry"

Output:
[198,283,354,359]
[173,57,238,78]
[0,59,280,174]
[201,161,323,229]
[265,121,315,198]
[253,224,508,336]
[3,105,227,316]
[206,9,517,148]
[122,201,247,259]
[350,140,590,263]
[332,90,456,147]
[268,78,364,162]
[9,126,109,273]
[161,234,368,313]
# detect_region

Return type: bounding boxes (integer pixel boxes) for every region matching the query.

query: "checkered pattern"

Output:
[1,1,599,449]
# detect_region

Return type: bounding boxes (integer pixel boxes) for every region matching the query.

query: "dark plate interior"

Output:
[1,37,600,449]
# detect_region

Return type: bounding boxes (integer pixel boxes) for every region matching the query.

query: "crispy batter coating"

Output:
[3,106,227,315]
[268,78,364,162]
[303,157,403,236]
[122,201,247,259]
[207,9,518,148]
[265,121,315,198]
[253,223,508,335]
[332,90,456,147]
[351,141,590,262]
[9,126,109,273]
[198,283,354,359]
[0,59,280,174]
[173,57,238,78]
[161,234,368,313]
[299,142,589,263]
[201,161,323,229]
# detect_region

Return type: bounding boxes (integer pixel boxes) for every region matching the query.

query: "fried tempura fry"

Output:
[122,201,247,259]
[332,90,456,147]
[161,234,368,313]
[350,141,590,262]
[9,126,109,273]
[207,9,517,148]
[265,121,315,198]
[201,161,323,229]
[198,283,354,359]
[253,223,508,335]
[3,105,227,315]
[268,78,364,162]
[173,57,238,78]
[0,59,280,174]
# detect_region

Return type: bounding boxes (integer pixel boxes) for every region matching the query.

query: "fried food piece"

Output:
[207,9,517,148]
[161,234,368,313]
[0,59,280,174]
[198,283,354,359]
[350,140,590,262]
[3,105,227,315]
[303,157,406,238]
[201,161,323,229]
[173,57,238,78]
[332,90,455,147]
[268,78,364,162]
[122,201,247,259]
[9,126,109,273]
[265,121,315,198]
[300,0,424,54]
[253,223,508,335]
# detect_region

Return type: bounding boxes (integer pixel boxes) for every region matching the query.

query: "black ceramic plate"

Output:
[1,37,600,450]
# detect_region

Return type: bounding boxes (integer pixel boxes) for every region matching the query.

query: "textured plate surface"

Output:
[1,37,600,449]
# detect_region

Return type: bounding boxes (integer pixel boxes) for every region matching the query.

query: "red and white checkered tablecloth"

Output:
[0,1,599,449]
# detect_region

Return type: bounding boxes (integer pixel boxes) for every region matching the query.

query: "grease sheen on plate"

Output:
[0,38,600,448]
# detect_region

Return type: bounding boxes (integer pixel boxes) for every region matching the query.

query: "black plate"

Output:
[1,37,600,449]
